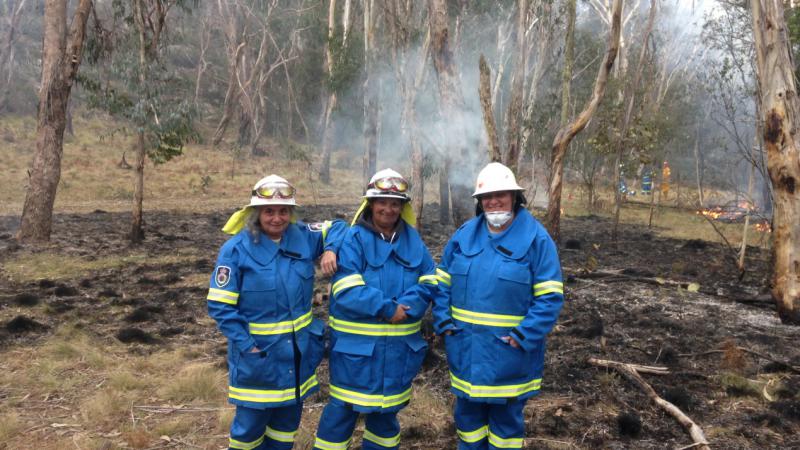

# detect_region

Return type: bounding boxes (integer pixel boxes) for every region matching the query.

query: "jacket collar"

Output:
[237,224,310,265]
[455,209,537,259]
[355,221,424,268]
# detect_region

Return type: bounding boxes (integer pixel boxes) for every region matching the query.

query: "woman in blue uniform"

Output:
[314,169,442,450]
[433,163,564,450]
[207,175,345,450]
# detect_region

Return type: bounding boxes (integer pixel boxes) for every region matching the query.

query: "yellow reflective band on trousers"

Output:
[249,310,312,335]
[436,268,451,286]
[207,288,239,305]
[229,434,264,450]
[450,306,524,327]
[457,425,488,443]
[265,426,297,443]
[329,316,421,336]
[229,374,318,403]
[488,431,523,449]
[329,384,412,409]
[314,436,351,450]
[418,274,438,285]
[332,274,366,296]
[450,372,541,398]
[363,429,401,448]
[532,280,564,296]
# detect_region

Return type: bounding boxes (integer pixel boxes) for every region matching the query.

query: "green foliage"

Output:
[78,0,199,166]
[326,30,363,94]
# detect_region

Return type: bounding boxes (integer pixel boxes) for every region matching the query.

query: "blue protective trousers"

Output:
[454,397,527,450]
[314,402,401,450]
[229,403,303,450]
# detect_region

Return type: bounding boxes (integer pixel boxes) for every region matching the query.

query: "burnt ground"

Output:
[0,206,799,449]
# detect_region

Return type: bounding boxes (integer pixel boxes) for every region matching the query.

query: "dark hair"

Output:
[475,191,527,215]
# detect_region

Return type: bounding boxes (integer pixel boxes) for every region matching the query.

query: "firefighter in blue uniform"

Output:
[314,169,442,450]
[642,168,653,195]
[207,175,346,450]
[433,163,565,450]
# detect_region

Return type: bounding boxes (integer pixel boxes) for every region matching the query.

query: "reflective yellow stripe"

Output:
[329,316,421,336]
[230,434,264,450]
[363,430,401,448]
[457,425,488,443]
[332,274,366,296]
[207,288,239,305]
[322,220,332,241]
[249,310,312,335]
[418,274,438,285]
[229,374,317,403]
[329,384,412,409]
[532,280,563,296]
[450,306,524,327]
[436,268,451,286]
[449,372,541,398]
[488,431,523,449]
[314,436,351,450]
[265,427,296,443]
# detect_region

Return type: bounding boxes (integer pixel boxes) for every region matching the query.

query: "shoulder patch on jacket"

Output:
[215,266,232,287]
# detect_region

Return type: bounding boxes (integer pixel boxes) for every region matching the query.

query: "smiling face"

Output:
[480,191,514,213]
[370,197,403,233]
[258,205,292,240]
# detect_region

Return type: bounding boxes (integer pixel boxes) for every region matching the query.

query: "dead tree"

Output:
[545,0,622,242]
[17,0,92,243]
[750,0,800,324]
[429,0,473,227]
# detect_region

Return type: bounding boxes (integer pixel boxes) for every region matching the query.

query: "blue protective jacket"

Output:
[327,220,442,413]
[433,209,564,404]
[207,220,345,409]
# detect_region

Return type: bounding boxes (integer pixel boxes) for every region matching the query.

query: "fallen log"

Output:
[679,347,800,374]
[588,357,710,450]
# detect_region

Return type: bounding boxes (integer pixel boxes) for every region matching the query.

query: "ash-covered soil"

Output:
[0,206,798,449]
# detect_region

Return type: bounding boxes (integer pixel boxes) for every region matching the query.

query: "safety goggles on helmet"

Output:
[252,182,296,199]
[368,177,408,193]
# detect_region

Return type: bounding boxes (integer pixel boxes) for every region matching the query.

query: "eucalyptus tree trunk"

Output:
[429,0,473,227]
[362,0,378,185]
[545,0,622,242]
[479,54,501,162]
[502,0,527,172]
[612,0,656,241]
[130,0,148,243]
[0,0,27,111]
[319,0,351,184]
[17,0,92,243]
[751,0,800,324]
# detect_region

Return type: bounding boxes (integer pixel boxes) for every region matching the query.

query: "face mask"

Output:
[485,211,512,228]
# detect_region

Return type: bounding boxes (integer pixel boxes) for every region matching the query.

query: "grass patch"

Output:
[109,370,150,391]
[154,416,198,437]
[719,372,762,398]
[159,363,225,403]
[0,412,22,442]
[80,390,130,426]
[3,249,202,283]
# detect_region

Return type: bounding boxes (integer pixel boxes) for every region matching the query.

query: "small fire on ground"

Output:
[696,201,771,233]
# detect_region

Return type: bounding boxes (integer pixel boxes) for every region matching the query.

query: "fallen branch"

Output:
[679,347,800,374]
[588,357,710,450]
[133,405,229,413]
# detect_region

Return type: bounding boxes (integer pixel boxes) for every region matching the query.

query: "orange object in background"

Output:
[661,161,671,196]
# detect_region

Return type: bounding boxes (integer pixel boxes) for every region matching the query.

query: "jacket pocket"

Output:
[291,261,315,300]
[488,333,531,382]
[444,329,467,375]
[240,269,277,316]
[234,349,279,387]
[330,335,375,388]
[401,335,428,386]
[448,256,471,307]
[497,262,532,306]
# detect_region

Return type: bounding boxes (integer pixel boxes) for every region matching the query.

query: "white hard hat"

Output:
[364,168,410,202]
[249,174,298,207]
[472,162,524,197]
